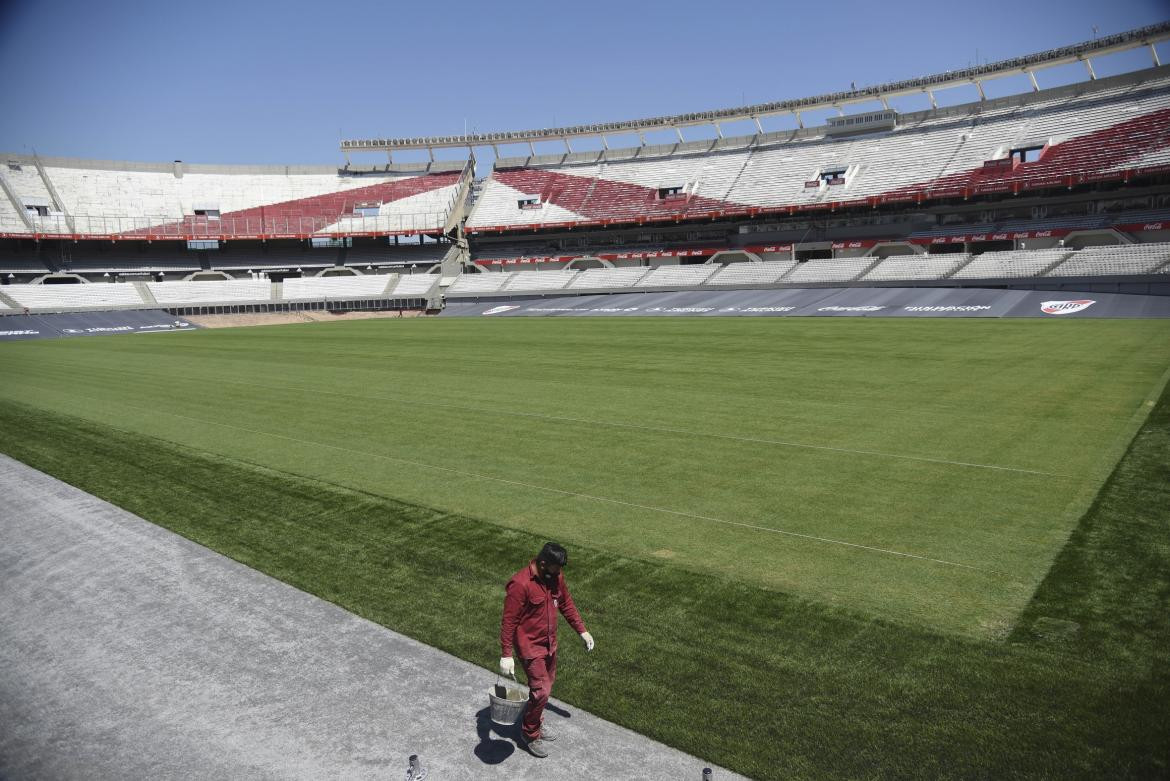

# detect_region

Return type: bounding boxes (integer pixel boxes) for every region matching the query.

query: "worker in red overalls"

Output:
[499,542,594,758]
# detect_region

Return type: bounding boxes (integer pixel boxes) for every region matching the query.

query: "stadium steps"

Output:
[271,282,282,301]
[944,254,979,278]
[1034,251,1078,276]
[380,273,400,296]
[133,282,158,306]
[856,257,885,280]
[0,289,18,309]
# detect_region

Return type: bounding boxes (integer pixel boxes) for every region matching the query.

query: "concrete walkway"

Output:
[0,454,746,780]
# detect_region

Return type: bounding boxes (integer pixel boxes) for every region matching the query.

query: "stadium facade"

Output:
[1,22,1169,318]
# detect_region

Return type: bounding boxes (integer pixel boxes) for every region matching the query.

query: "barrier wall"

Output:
[439,287,1170,319]
[0,310,200,341]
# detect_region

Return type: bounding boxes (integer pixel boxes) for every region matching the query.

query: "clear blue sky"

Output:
[0,0,1166,168]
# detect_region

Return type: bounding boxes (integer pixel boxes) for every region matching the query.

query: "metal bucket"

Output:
[488,675,527,726]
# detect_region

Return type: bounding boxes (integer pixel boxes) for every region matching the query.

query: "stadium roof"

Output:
[341,22,1170,157]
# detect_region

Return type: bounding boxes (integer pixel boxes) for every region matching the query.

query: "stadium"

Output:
[1,10,1169,780]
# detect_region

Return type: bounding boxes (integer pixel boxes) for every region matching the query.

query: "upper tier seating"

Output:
[634,264,720,287]
[282,274,391,300]
[706,261,797,286]
[1047,242,1170,276]
[4,283,145,310]
[467,74,1170,231]
[147,280,271,304]
[0,164,462,238]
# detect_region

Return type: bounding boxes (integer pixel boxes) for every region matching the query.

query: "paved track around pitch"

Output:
[0,454,744,780]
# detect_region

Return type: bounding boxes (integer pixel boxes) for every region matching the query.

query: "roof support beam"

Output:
[974,80,987,100]
[752,116,764,134]
[793,110,804,129]
[563,138,573,153]
[1025,69,1040,91]
[1151,42,1162,66]
[713,122,724,139]
[600,134,609,150]
[674,127,684,143]
[1082,55,1097,80]
[925,89,938,109]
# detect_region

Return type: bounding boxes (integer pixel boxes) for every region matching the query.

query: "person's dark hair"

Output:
[537,541,568,567]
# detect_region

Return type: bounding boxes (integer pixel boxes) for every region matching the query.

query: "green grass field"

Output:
[2,316,1169,778]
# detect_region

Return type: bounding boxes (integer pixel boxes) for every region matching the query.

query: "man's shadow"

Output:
[473,704,572,764]
[473,707,516,764]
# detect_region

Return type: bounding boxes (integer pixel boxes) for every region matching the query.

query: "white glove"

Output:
[499,656,515,677]
[580,631,595,652]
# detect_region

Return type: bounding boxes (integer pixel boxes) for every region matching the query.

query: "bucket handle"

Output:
[494,672,525,699]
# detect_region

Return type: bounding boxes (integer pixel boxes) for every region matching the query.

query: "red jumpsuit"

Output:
[500,560,587,741]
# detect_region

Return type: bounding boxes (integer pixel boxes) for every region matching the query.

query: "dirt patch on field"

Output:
[186,310,428,329]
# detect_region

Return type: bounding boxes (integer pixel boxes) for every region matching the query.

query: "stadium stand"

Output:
[281,274,391,300]
[862,254,971,281]
[784,259,876,284]
[4,283,145,310]
[566,266,652,289]
[147,280,272,304]
[0,159,467,239]
[634,265,721,287]
[1047,243,1170,276]
[706,261,798,286]
[504,270,580,292]
[388,275,439,297]
[466,73,1170,232]
[446,273,513,295]
[950,248,1071,279]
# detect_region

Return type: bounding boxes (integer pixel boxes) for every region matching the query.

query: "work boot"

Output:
[539,721,558,741]
[522,735,550,758]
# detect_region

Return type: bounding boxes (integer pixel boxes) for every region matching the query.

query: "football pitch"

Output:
[2,316,1170,778]
[1,318,1167,634]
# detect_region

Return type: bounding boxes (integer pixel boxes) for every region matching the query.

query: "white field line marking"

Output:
[127,404,1006,575]
[61,361,1066,480]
